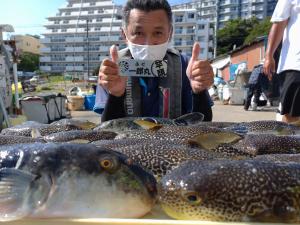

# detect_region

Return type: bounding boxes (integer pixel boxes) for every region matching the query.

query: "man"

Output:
[263,0,300,123]
[99,0,214,122]
[244,64,269,111]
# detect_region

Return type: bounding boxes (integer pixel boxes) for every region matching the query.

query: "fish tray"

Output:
[5,207,300,225]
[5,218,299,225]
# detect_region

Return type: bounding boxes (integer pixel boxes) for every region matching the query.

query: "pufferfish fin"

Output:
[0,168,35,221]
[188,132,242,150]
[134,120,163,131]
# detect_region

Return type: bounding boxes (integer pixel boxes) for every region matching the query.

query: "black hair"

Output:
[123,0,173,27]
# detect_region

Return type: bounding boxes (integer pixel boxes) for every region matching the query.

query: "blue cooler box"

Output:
[84,94,96,110]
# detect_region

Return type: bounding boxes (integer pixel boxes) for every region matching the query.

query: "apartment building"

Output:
[40,0,123,77]
[11,35,44,55]
[173,0,277,29]
[40,0,215,75]
[172,9,213,59]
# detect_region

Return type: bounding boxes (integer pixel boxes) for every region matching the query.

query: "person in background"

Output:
[263,0,300,123]
[244,64,269,111]
[98,0,214,122]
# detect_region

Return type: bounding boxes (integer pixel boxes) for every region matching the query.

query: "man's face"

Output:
[123,9,172,45]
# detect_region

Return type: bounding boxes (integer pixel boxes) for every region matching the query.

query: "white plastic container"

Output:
[229,88,245,105]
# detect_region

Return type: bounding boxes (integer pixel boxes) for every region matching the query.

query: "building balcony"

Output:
[51,58,65,62]
[219,8,232,14]
[40,38,51,44]
[40,48,51,53]
[66,37,84,43]
[40,57,51,62]
[252,6,264,11]
[186,29,195,34]
[40,66,51,72]
[99,46,110,52]
[221,0,238,6]
[185,40,194,46]
[66,66,84,71]
[66,56,84,62]
[65,47,84,52]
[197,30,208,36]
[252,0,264,3]
[52,66,66,72]
[99,36,120,42]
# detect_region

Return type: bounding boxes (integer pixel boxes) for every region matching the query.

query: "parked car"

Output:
[17,71,37,80]
[30,75,39,84]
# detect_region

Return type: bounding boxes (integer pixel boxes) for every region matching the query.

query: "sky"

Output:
[0,0,191,38]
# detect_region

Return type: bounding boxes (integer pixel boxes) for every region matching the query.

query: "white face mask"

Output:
[127,40,169,60]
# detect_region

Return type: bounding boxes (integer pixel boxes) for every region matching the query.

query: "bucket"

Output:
[84,94,96,110]
[67,96,84,111]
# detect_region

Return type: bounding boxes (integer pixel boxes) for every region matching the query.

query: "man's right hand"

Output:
[263,55,276,81]
[99,45,127,97]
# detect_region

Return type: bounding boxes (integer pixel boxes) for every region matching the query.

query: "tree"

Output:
[17,52,39,72]
[244,17,272,44]
[217,17,259,56]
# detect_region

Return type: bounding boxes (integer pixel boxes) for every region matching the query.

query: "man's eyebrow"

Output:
[132,25,143,30]
[153,26,165,30]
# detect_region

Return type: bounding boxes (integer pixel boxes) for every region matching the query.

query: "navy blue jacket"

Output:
[248,64,269,90]
[101,54,213,121]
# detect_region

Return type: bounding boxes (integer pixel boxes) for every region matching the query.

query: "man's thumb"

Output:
[110,45,118,63]
[191,42,201,61]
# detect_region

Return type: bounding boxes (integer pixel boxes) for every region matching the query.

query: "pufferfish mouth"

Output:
[126,163,157,199]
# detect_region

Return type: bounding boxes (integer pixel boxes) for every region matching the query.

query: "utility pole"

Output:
[214,0,220,58]
[86,19,90,81]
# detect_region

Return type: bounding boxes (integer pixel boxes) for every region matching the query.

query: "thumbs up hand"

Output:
[99,45,127,97]
[186,42,214,93]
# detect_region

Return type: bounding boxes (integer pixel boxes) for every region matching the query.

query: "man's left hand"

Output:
[186,42,214,93]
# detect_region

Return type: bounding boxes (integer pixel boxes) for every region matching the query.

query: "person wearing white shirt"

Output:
[263,0,300,123]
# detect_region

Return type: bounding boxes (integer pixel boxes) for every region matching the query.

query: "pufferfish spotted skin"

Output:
[159,160,300,223]
[225,120,300,135]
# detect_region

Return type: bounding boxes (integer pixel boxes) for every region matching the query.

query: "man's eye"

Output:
[154,32,163,36]
[134,32,143,36]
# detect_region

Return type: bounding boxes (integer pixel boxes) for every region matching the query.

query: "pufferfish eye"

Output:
[99,157,119,172]
[181,191,202,205]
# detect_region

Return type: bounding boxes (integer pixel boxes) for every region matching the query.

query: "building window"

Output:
[63,20,69,24]
[188,13,195,19]
[198,36,205,42]
[175,27,183,34]
[88,10,94,14]
[187,26,195,34]
[90,2,96,6]
[65,12,71,15]
[198,24,205,30]
[174,38,182,46]
[175,15,183,22]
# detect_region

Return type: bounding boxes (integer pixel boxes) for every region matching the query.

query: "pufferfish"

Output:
[159,159,300,223]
